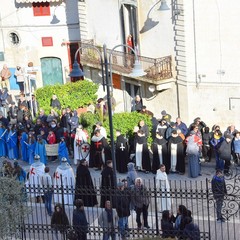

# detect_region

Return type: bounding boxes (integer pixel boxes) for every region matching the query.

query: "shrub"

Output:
[80,111,153,144]
[35,80,98,114]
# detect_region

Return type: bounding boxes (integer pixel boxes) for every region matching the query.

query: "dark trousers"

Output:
[215,197,224,219]
[136,204,148,228]
[202,145,211,161]
[224,159,231,174]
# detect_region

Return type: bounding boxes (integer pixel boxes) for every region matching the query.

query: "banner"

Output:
[45,144,59,156]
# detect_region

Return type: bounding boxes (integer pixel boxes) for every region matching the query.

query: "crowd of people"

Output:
[0,92,234,239]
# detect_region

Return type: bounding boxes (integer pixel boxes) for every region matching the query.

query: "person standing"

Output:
[89,129,111,170]
[135,130,151,173]
[168,130,185,175]
[211,169,227,222]
[35,135,47,165]
[6,124,18,160]
[115,130,128,173]
[58,136,70,164]
[0,64,11,90]
[100,160,115,208]
[131,177,150,230]
[8,101,18,125]
[116,182,131,240]
[50,94,61,110]
[51,203,70,240]
[185,129,202,178]
[218,134,232,175]
[98,200,118,240]
[151,132,168,174]
[131,95,143,112]
[14,65,25,93]
[75,159,98,207]
[0,122,7,157]
[27,154,45,202]
[74,125,88,165]
[156,164,172,212]
[72,199,89,240]
[41,166,53,216]
[53,157,75,205]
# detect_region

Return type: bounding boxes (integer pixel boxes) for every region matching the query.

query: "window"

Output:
[9,32,20,46]
[33,2,50,16]
[42,37,53,47]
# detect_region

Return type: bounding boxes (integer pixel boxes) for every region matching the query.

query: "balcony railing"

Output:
[78,42,173,82]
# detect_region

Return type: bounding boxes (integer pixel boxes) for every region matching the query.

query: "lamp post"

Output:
[69,43,146,186]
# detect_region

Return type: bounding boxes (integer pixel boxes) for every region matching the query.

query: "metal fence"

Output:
[3,171,240,240]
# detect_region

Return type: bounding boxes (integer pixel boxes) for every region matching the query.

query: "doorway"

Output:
[41,57,63,86]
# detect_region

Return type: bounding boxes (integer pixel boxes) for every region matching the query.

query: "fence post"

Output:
[60,174,66,240]
[206,178,211,240]
[153,177,159,236]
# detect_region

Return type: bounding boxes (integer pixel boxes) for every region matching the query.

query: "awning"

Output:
[16,0,62,3]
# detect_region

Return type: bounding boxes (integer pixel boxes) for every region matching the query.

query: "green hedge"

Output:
[80,111,153,144]
[35,80,98,114]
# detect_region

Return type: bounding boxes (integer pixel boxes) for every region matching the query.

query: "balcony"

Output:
[78,41,173,84]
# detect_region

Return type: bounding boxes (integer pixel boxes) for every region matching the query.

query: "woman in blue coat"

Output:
[6,124,18,160]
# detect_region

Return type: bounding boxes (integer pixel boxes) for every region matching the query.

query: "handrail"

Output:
[77,42,173,81]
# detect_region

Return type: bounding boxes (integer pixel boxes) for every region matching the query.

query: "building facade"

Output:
[0,0,239,129]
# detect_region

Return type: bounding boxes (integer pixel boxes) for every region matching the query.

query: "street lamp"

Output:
[69,43,146,186]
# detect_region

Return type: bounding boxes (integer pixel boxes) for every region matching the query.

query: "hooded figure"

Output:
[75,159,98,207]
[51,203,69,235]
[6,124,18,160]
[35,135,47,164]
[53,157,75,205]
[152,132,169,174]
[127,162,137,187]
[115,130,129,173]
[26,154,45,198]
[89,129,111,169]
[0,122,7,157]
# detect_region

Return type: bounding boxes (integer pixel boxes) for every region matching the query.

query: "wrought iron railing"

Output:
[3,167,240,240]
[78,42,173,81]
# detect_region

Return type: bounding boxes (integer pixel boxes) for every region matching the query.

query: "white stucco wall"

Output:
[85,0,122,49]
[0,0,80,88]
[137,0,174,58]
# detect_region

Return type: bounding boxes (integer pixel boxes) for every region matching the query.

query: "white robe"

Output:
[53,164,75,205]
[135,143,143,169]
[74,130,88,165]
[156,170,172,212]
[26,161,45,197]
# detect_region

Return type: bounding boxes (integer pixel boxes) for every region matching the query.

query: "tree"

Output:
[0,176,29,239]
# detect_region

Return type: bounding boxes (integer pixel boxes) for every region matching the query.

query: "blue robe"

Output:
[27,140,36,165]
[6,130,18,160]
[35,139,47,164]
[20,132,28,162]
[58,141,70,164]
[0,128,7,157]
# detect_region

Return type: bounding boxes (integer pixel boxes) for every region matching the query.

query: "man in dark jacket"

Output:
[116,182,131,239]
[211,169,227,222]
[218,134,232,175]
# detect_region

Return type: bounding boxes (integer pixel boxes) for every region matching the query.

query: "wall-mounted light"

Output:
[158,0,170,11]
[140,0,170,34]
[148,84,156,93]
[50,4,66,24]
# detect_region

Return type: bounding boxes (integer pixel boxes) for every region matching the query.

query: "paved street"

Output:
[1,156,239,240]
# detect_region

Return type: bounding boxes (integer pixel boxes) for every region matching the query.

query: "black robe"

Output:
[167,136,185,173]
[115,135,129,173]
[152,137,168,174]
[75,164,98,207]
[100,166,115,208]
[89,135,111,168]
[135,135,151,172]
